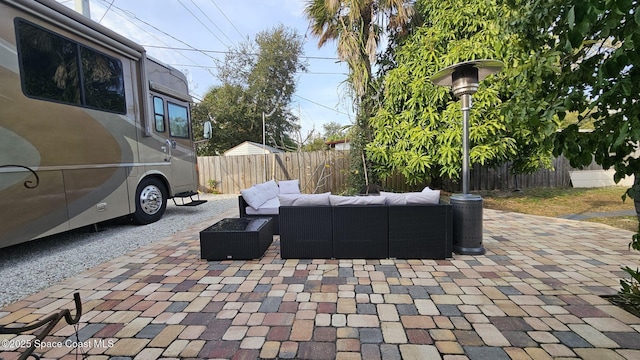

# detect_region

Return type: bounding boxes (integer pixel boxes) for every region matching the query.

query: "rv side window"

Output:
[153,96,165,132]
[15,19,126,114]
[16,20,81,105]
[80,47,125,113]
[167,102,189,138]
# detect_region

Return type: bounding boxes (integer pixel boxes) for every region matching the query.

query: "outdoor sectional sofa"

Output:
[239,181,453,260]
[278,194,453,260]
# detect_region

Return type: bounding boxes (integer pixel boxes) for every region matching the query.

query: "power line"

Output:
[167,63,346,77]
[97,0,114,23]
[189,0,236,45]
[94,0,223,66]
[62,0,209,71]
[92,0,203,66]
[296,102,324,133]
[294,94,351,116]
[141,44,340,61]
[177,0,230,48]
[209,0,245,39]
[74,1,348,119]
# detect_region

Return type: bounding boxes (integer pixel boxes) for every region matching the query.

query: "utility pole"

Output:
[262,87,286,181]
[74,0,91,17]
[262,107,276,182]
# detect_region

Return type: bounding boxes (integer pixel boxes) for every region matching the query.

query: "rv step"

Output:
[175,191,199,198]
[175,199,207,206]
[172,191,208,207]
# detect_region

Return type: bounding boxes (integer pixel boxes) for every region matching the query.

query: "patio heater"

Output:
[431,59,503,255]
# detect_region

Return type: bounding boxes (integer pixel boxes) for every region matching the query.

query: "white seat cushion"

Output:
[245,197,280,215]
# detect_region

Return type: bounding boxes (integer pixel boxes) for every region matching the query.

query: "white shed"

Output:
[326,138,351,151]
[223,141,284,156]
[569,169,635,188]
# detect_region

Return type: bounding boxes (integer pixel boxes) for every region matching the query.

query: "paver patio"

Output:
[1,208,640,359]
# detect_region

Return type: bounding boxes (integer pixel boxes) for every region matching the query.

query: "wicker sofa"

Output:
[278,192,453,260]
[238,179,302,235]
[239,195,280,234]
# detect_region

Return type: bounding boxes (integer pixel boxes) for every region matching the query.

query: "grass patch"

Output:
[479,186,636,229]
[586,216,639,233]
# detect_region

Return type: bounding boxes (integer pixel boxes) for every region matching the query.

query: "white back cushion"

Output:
[241,180,279,210]
[241,186,267,210]
[405,189,440,204]
[329,195,386,206]
[278,193,331,206]
[380,192,407,205]
[254,180,279,199]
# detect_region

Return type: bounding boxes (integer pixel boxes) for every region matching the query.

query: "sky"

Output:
[55,0,354,139]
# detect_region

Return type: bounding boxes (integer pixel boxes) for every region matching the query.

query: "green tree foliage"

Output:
[192,84,256,155]
[525,0,640,182]
[507,0,640,312]
[304,0,414,192]
[304,0,413,98]
[301,121,350,151]
[301,136,328,152]
[367,0,562,185]
[193,25,306,155]
[323,121,349,141]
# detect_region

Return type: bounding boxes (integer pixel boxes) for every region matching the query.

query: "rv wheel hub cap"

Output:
[140,185,162,215]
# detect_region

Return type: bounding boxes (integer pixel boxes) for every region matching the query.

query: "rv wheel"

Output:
[132,178,167,224]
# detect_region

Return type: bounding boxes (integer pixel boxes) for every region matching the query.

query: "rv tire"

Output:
[132,177,168,225]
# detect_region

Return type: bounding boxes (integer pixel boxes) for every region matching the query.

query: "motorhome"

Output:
[0,0,207,248]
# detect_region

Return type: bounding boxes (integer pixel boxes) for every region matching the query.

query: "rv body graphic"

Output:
[0,0,205,248]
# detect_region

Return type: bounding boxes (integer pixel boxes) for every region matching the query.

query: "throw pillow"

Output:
[241,186,268,210]
[254,180,279,200]
[278,179,301,194]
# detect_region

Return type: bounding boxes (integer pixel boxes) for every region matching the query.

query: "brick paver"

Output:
[1,209,640,359]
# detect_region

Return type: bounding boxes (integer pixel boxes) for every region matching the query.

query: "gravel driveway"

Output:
[0,194,237,307]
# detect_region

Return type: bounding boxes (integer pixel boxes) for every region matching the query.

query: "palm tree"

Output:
[304,0,414,98]
[304,0,414,192]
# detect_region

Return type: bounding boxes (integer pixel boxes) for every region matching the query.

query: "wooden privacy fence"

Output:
[463,155,604,191]
[197,150,606,194]
[197,151,350,194]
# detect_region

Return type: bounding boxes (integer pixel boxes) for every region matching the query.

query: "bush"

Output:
[207,179,221,194]
[616,266,640,317]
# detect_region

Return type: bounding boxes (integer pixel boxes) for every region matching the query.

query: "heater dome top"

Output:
[431,59,504,90]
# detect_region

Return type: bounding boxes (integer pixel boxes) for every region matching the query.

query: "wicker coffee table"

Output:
[199,217,273,260]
